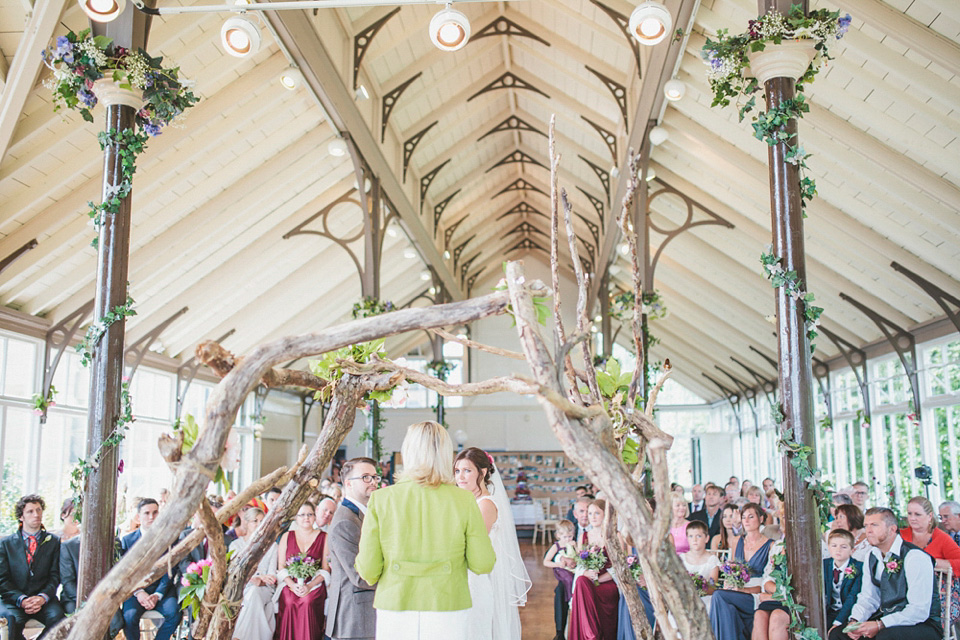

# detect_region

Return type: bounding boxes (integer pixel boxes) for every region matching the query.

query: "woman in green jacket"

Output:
[356,421,496,639]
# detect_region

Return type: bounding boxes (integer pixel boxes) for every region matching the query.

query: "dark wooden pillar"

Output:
[758,0,824,633]
[77,99,135,604]
[599,271,612,359]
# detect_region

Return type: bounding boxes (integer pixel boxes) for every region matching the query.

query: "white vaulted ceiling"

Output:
[0,0,957,401]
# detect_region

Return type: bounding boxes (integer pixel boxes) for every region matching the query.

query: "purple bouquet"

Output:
[576,546,608,585]
[689,571,711,596]
[719,559,751,589]
[286,554,319,584]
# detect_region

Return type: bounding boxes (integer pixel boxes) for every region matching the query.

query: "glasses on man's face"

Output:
[350,474,382,484]
[854,491,867,497]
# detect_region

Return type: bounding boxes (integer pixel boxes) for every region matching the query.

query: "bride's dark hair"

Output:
[454,446,495,490]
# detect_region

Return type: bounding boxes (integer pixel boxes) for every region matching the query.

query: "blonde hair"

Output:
[400,421,454,488]
[908,496,937,533]
[241,507,264,524]
[556,519,575,537]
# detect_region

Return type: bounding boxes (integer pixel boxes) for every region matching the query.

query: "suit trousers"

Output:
[123,594,181,640]
[1,599,65,640]
[827,621,941,640]
[555,581,569,633]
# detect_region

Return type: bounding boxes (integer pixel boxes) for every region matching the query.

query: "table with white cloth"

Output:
[511,502,539,526]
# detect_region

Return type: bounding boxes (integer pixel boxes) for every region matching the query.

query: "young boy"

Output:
[825,529,863,635]
[681,520,721,584]
[754,529,863,640]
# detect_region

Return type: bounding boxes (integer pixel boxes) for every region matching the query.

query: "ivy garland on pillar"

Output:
[703,8,850,356]
[42,30,198,518]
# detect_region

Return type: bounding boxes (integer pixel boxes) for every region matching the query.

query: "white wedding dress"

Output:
[465,468,533,640]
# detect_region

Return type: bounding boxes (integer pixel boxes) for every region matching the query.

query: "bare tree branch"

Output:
[196,341,328,391]
[340,357,537,397]
[428,328,524,360]
[191,500,227,639]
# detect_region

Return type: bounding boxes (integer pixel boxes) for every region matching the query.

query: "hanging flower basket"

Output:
[91,78,144,110]
[745,39,818,85]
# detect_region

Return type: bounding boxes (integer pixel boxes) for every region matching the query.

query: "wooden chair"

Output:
[936,565,957,640]
[708,548,731,562]
[140,610,166,640]
[532,500,560,545]
[22,621,43,640]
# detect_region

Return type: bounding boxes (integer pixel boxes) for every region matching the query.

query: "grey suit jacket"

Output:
[325,501,376,640]
[59,536,80,614]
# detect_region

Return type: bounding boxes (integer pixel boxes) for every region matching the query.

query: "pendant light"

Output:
[430,4,471,52]
[628,1,672,46]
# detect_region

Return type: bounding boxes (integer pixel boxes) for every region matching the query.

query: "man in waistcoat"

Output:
[828,507,941,640]
[325,457,379,640]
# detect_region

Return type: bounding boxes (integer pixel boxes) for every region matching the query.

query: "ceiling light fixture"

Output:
[663,78,685,101]
[403,248,417,259]
[420,270,432,281]
[386,227,398,238]
[78,0,126,22]
[443,250,451,260]
[430,4,471,52]
[355,84,370,100]
[628,1,672,46]
[649,126,669,146]
[279,67,301,90]
[327,136,348,157]
[645,167,657,181]
[220,15,261,57]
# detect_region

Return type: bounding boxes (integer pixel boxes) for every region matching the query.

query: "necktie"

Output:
[26,534,37,565]
[581,529,588,545]
[833,567,841,583]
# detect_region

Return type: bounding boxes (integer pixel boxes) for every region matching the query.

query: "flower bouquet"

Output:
[286,554,319,586]
[690,571,711,596]
[626,555,643,582]
[178,558,213,618]
[576,546,608,585]
[719,559,752,589]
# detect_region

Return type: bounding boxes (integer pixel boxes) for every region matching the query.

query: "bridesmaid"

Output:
[709,503,775,640]
[274,502,329,640]
[569,499,619,640]
[710,504,740,551]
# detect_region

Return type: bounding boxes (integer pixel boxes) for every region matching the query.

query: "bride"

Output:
[454,447,532,640]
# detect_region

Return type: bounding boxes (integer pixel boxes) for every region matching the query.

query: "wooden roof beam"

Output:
[266,8,462,299]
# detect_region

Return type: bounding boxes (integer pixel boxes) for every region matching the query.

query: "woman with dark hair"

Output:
[455,446,531,640]
[822,504,868,562]
[356,422,495,640]
[569,499,619,639]
[710,504,740,551]
[709,503,777,640]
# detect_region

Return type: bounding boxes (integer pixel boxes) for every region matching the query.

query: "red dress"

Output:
[569,547,619,640]
[274,531,327,640]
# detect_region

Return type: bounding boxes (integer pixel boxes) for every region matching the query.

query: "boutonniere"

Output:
[884,558,902,574]
[842,565,857,580]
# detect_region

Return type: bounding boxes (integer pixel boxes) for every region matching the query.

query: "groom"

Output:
[326,457,379,640]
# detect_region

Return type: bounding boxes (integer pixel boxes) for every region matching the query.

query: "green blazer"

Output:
[356,478,496,611]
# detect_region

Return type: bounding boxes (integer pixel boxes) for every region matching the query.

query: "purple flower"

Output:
[143,121,162,137]
[77,89,97,109]
[579,551,590,560]
[55,36,73,58]
[837,14,851,37]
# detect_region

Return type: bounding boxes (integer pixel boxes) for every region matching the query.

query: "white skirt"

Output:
[376,608,471,640]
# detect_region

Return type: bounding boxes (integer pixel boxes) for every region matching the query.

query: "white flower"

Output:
[220,429,241,472]
[381,380,410,408]
[765,314,777,324]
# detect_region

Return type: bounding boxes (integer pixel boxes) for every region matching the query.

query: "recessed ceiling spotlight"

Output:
[279,67,302,90]
[628,1,672,46]
[610,166,620,178]
[649,126,669,146]
[663,78,686,101]
[443,250,451,260]
[386,227,398,238]
[221,15,262,58]
[430,4,471,52]
[328,136,348,157]
[420,270,432,281]
[403,248,417,259]
[78,0,126,22]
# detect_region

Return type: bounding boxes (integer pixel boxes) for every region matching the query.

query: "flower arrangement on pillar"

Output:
[759,248,823,352]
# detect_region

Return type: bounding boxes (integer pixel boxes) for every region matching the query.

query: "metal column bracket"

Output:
[478,116,546,141]
[381,72,422,142]
[716,365,759,435]
[588,0,642,79]
[819,325,872,426]
[300,393,318,441]
[420,159,450,214]
[840,293,922,420]
[485,150,546,173]
[452,234,476,266]
[891,261,960,336]
[0,239,38,279]
[703,373,742,437]
[471,16,551,46]
[467,72,550,101]
[253,384,271,424]
[402,120,438,182]
[576,187,605,228]
[812,356,832,428]
[749,345,779,373]
[123,306,188,380]
[353,7,401,90]
[284,190,366,279]
[444,216,467,249]
[433,190,461,233]
[585,66,628,127]
[493,178,546,199]
[579,155,611,205]
[39,300,95,423]
[494,202,548,221]
[730,356,777,407]
[175,328,235,422]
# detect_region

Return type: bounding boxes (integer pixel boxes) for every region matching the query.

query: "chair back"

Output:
[709,548,731,562]
[935,565,955,640]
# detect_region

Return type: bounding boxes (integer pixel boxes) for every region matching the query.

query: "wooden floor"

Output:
[519,539,560,640]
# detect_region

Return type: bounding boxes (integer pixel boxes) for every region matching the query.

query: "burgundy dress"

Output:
[569,546,619,640]
[274,531,327,640]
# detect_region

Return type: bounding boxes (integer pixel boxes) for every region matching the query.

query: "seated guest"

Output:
[724,482,740,507]
[850,482,869,512]
[681,520,720,612]
[822,505,870,562]
[566,487,589,523]
[711,504,741,551]
[317,497,337,533]
[710,503,775,640]
[692,484,724,542]
[689,484,705,515]
[569,499,619,639]
[938,501,960,546]
[829,507,941,640]
[667,494,691,553]
[900,496,960,627]
[264,487,283,512]
[121,498,180,640]
[55,500,80,542]
[0,495,64,640]
[229,507,277,640]
[543,520,576,640]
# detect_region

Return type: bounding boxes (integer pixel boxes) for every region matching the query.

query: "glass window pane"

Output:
[37,413,87,530]
[3,338,36,399]
[1,408,35,535]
